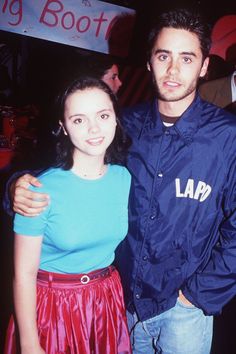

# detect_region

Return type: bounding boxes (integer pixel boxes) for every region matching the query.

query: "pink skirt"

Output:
[5,266,131,354]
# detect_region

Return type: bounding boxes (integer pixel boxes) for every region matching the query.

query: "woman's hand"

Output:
[11,174,49,216]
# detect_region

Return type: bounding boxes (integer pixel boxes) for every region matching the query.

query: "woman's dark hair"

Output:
[52,76,130,170]
[147,8,212,63]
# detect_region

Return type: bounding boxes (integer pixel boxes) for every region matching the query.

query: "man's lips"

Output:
[164,80,181,87]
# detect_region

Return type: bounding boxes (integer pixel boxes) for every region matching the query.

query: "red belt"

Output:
[37,266,115,285]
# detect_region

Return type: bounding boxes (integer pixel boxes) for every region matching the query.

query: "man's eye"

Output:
[159,54,168,61]
[183,57,192,63]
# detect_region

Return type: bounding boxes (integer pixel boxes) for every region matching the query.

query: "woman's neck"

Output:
[72,154,106,180]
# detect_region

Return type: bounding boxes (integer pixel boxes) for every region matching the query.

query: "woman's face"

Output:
[62,87,117,160]
[102,64,122,94]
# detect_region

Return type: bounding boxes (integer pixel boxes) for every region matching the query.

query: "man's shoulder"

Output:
[202,103,236,147]
[121,100,155,134]
[122,100,153,118]
[201,98,236,123]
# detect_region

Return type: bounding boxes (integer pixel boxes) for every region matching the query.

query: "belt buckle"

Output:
[80,275,90,284]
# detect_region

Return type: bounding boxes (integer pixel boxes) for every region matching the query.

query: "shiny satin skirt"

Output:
[5,266,131,354]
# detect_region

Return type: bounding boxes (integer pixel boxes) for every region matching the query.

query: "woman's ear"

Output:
[59,121,68,135]
[147,62,151,72]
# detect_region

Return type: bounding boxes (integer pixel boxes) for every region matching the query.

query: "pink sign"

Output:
[0,0,136,57]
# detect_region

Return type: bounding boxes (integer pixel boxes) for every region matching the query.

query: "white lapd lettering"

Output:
[175,178,212,202]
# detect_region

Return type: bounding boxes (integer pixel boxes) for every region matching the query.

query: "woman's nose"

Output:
[89,121,100,133]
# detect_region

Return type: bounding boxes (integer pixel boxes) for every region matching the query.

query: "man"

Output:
[199,68,236,108]
[5,8,236,354]
[199,44,236,109]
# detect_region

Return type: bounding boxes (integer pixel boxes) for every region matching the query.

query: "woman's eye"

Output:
[74,118,83,124]
[100,114,109,120]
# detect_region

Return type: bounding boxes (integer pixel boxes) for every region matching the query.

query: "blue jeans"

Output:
[127,298,213,354]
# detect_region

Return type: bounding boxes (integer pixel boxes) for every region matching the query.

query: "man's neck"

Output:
[157,92,196,117]
[160,113,180,125]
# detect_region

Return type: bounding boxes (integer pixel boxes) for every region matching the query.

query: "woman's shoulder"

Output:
[109,164,129,174]
[30,168,69,192]
[109,165,131,183]
[37,167,67,179]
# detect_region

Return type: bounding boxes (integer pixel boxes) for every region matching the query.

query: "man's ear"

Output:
[59,121,68,135]
[200,57,210,78]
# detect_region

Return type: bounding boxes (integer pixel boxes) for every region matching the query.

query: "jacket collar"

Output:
[140,94,203,145]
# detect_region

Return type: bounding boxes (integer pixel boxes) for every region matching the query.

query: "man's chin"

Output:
[157,93,183,102]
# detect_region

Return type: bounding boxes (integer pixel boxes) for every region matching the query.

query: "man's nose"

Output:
[167,59,179,75]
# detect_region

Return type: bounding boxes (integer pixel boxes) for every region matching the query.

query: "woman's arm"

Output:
[13,233,45,354]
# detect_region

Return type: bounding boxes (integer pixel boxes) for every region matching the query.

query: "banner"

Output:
[0,0,136,56]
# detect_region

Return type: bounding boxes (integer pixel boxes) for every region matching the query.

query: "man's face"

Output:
[148,27,209,105]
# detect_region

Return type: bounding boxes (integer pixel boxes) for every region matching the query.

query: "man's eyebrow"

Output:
[153,49,170,55]
[180,51,197,57]
[153,49,197,57]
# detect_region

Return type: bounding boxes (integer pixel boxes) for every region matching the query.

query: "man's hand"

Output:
[11,174,50,216]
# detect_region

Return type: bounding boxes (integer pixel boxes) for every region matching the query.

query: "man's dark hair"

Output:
[147,8,212,62]
[52,76,130,170]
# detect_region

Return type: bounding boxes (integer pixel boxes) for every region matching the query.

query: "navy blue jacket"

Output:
[116,94,236,321]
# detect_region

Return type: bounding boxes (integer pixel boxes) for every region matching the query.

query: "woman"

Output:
[5,77,131,354]
[77,53,122,94]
